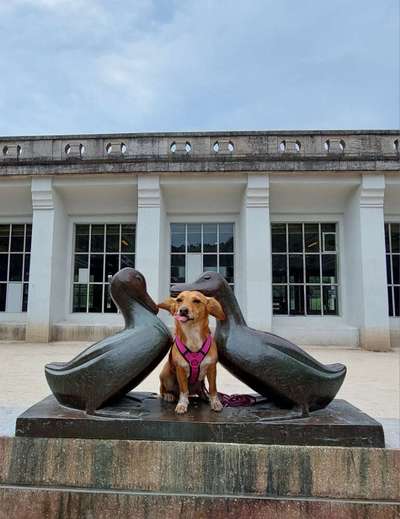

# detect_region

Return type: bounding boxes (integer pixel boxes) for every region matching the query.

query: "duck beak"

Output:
[140,292,159,314]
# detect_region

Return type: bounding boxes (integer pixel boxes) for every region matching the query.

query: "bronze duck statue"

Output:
[45,268,172,413]
[172,272,346,415]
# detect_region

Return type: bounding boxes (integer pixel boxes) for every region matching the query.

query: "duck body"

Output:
[172,272,346,414]
[45,269,172,413]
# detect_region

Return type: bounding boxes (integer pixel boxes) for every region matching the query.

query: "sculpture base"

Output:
[16,393,384,447]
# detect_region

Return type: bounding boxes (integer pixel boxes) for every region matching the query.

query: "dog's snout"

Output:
[179,306,189,316]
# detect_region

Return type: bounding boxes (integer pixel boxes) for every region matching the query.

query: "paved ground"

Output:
[0,341,398,447]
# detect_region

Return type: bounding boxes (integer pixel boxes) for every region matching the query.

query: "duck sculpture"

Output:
[45,268,172,413]
[171,272,347,415]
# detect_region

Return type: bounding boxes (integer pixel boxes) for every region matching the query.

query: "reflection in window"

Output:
[385,223,400,317]
[170,223,234,290]
[0,224,31,312]
[72,223,135,313]
[272,223,339,316]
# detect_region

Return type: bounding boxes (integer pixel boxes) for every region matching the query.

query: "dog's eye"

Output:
[193,299,201,304]
[176,298,183,303]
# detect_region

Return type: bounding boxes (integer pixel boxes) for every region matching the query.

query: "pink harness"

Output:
[175,334,212,385]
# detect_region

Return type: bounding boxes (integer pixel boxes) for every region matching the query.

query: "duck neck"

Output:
[217,286,246,331]
[122,299,156,328]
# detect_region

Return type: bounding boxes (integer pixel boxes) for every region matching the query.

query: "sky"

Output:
[0,0,398,136]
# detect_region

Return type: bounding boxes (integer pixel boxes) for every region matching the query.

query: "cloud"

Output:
[0,0,398,135]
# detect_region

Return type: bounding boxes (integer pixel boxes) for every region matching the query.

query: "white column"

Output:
[26,178,68,342]
[344,174,390,351]
[135,175,165,302]
[240,174,271,330]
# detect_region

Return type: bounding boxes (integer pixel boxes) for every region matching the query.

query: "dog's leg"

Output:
[159,362,177,402]
[207,364,223,412]
[175,365,189,414]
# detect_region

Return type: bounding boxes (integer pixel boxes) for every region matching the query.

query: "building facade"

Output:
[0,130,399,351]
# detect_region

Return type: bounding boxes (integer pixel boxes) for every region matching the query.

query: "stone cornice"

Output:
[0,131,398,178]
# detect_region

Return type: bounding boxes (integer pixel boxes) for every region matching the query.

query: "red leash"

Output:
[202,384,257,407]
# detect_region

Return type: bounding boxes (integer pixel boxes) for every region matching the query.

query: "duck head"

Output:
[110,268,158,314]
[171,271,227,298]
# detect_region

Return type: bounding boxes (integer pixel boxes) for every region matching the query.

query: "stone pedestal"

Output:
[0,435,398,518]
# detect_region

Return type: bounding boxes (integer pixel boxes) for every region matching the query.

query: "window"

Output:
[272,223,339,316]
[72,223,135,313]
[0,224,31,312]
[170,223,234,290]
[385,223,400,317]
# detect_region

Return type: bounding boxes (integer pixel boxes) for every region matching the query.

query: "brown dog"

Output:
[158,290,225,414]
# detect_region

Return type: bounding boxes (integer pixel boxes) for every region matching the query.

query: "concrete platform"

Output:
[0,436,399,518]
[16,393,385,447]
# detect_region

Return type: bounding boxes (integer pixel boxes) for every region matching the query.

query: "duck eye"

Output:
[203,275,211,280]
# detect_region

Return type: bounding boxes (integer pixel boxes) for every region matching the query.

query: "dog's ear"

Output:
[158,297,177,315]
[206,297,225,321]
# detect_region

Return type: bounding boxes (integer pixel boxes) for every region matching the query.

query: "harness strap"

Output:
[175,334,212,384]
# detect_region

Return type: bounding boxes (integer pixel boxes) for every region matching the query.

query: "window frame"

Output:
[70,220,136,314]
[271,221,340,317]
[385,222,400,317]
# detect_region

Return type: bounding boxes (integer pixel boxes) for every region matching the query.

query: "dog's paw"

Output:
[210,397,223,412]
[162,392,176,402]
[175,402,188,414]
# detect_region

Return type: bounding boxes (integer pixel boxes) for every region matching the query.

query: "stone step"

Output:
[0,485,399,519]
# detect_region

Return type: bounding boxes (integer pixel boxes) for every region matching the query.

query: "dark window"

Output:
[385,223,400,316]
[72,223,136,312]
[272,222,339,316]
[0,223,31,312]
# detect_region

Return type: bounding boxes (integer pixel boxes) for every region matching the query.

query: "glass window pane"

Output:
[391,224,400,253]
[171,224,186,253]
[289,285,304,315]
[306,286,321,315]
[323,233,336,252]
[219,255,234,283]
[321,223,336,233]
[74,254,88,283]
[322,255,337,283]
[75,225,89,252]
[105,255,119,281]
[273,285,288,314]
[22,283,29,312]
[24,254,30,281]
[203,224,217,252]
[305,255,320,283]
[304,224,320,252]
[187,224,201,252]
[121,254,135,269]
[9,254,23,281]
[393,255,400,285]
[0,225,9,253]
[289,255,303,283]
[394,286,400,317]
[106,224,119,252]
[25,224,32,252]
[288,224,303,252]
[10,224,24,252]
[323,285,338,315]
[386,254,392,284]
[121,224,135,253]
[0,255,7,281]
[0,284,6,311]
[385,224,390,253]
[104,285,117,313]
[171,254,185,283]
[203,254,217,272]
[271,224,287,253]
[89,284,103,312]
[91,224,105,252]
[219,223,234,252]
[90,254,103,282]
[73,284,87,312]
[388,287,393,317]
[272,254,287,283]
